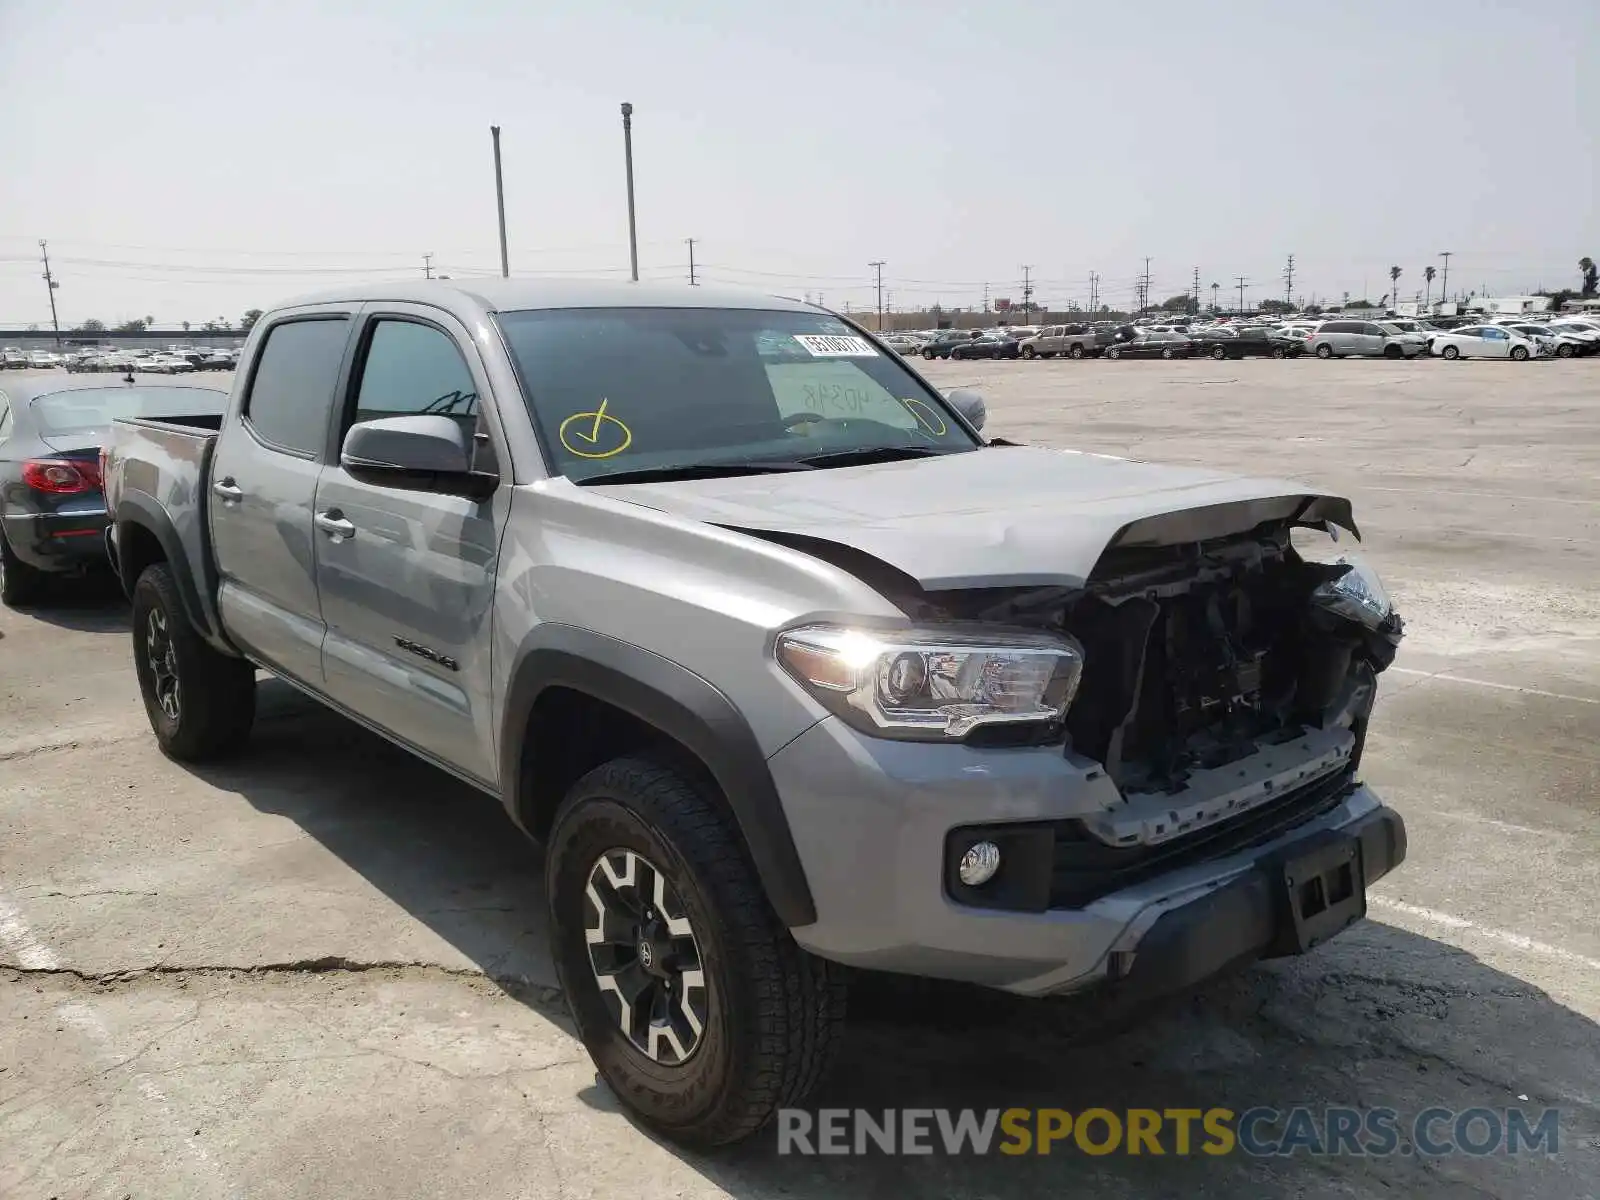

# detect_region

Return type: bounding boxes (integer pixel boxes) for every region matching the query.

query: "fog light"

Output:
[958,841,1001,886]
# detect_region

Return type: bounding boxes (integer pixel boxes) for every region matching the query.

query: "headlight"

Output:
[1312,554,1393,630]
[776,624,1083,741]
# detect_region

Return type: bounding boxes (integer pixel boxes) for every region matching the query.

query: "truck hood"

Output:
[589,445,1357,589]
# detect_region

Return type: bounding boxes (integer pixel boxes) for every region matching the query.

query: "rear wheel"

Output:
[922,348,935,360]
[131,563,256,760]
[1021,345,1036,359]
[1441,344,1460,360]
[548,758,846,1147]
[1068,344,1085,359]
[1272,346,1288,359]
[1315,343,1334,359]
[1160,347,1175,360]
[1510,345,1529,361]
[0,533,47,607]
[1211,345,1227,360]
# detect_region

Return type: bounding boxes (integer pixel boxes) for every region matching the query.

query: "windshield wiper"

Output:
[577,460,817,485]
[790,445,951,468]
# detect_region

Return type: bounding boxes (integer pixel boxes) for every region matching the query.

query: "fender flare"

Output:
[112,492,235,655]
[500,624,818,929]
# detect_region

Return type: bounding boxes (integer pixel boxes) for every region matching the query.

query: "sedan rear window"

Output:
[30,386,227,435]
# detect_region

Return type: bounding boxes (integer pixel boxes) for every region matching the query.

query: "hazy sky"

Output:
[2,0,1595,326]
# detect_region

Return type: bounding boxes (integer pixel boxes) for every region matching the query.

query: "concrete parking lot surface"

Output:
[2,359,1597,1197]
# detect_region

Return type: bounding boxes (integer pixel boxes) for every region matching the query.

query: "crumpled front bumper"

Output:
[770,714,1406,997]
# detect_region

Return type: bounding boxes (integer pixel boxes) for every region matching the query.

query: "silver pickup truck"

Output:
[103,279,1406,1146]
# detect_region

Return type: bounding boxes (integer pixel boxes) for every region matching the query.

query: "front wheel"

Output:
[1441,344,1460,360]
[1021,345,1036,359]
[1160,347,1175,360]
[1384,344,1403,359]
[1556,343,1573,358]
[1068,344,1085,359]
[1106,346,1121,359]
[1272,346,1288,359]
[1510,345,1529,361]
[922,348,935,360]
[131,563,256,760]
[1211,345,1226,360]
[548,758,846,1147]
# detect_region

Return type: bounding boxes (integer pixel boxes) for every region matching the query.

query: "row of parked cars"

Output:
[0,348,64,370]
[62,346,240,374]
[879,313,1600,364]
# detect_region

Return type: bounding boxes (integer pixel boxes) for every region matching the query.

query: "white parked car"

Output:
[1428,324,1543,361]
[1546,320,1600,355]
[879,334,923,356]
[1505,323,1587,359]
[135,353,195,374]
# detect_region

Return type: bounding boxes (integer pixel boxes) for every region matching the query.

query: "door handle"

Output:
[315,510,356,539]
[212,478,242,501]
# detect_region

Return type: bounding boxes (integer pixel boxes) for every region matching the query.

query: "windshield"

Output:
[496,307,981,482]
[1376,323,1405,335]
[30,386,227,435]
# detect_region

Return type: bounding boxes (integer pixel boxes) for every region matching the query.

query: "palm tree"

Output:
[1581,257,1597,296]
[1424,265,1436,308]
[1210,282,1220,313]
[1388,266,1401,311]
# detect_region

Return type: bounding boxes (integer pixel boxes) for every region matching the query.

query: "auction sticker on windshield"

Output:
[792,334,879,357]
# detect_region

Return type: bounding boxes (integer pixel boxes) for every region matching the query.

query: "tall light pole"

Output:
[39,240,61,346]
[869,261,885,330]
[621,102,639,282]
[685,237,698,285]
[1439,250,1453,306]
[490,126,509,278]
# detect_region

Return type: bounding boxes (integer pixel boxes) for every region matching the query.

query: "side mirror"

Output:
[340,415,497,500]
[945,387,987,432]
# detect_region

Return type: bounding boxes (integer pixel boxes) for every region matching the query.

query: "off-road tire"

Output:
[547,757,847,1147]
[0,532,47,607]
[1068,343,1085,359]
[131,563,256,760]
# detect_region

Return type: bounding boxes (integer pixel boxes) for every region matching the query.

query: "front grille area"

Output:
[1046,767,1357,909]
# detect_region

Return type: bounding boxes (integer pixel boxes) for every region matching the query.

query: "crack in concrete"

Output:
[0,957,567,1009]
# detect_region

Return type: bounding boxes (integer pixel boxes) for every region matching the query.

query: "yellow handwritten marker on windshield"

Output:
[559,399,633,459]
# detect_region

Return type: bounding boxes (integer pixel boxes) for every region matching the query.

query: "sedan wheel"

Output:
[1556,343,1573,358]
[922,349,935,360]
[1442,345,1460,360]
[1106,347,1121,360]
[1021,345,1036,359]
[1510,345,1529,361]
[1315,344,1334,359]
[1272,346,1287,359]
[1161,347,1175,360]
[1211,345,1226,360]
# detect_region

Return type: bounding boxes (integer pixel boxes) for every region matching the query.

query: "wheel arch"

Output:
[112,493,235,655]
[501,624,818,929]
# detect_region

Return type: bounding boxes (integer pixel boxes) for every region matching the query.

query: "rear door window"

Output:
[243,318,351,456]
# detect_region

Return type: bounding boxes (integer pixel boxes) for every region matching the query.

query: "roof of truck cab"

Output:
[274,278,820,316]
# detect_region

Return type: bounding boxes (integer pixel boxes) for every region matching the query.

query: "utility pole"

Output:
[1283,254,1295,306]
[39,240,61,346]
[1192,266,1201,314]
[1236,275,1248,315]
[1137,257,1152,313]
[1439,250,1452,305]
[869,261,885,330]
[685,237,698,285]
[621,103,639,282]
[982,282,989,313]
[423,252,434,280]
[1021,265,1033,314]
[1087,272,1098,313]
[490,126,509,277]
